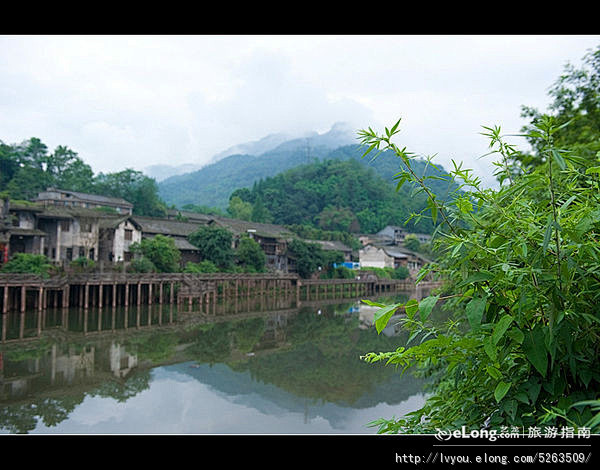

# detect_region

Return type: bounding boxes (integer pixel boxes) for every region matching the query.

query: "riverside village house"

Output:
[1,188,431,276]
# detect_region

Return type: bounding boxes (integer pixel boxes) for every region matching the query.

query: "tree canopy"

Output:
[0,137,167,217]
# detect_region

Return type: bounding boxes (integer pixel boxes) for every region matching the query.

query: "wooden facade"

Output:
[0,273,440,314]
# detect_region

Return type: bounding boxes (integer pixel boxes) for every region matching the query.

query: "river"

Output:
[0,291,429,434]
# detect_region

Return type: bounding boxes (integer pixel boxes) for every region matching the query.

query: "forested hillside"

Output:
[228,158,442,234]
[158,141,460,212]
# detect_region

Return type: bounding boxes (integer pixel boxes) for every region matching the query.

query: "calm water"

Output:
[0,292,428,434]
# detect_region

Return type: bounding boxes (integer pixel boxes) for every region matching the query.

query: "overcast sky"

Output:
[1,35,599,188]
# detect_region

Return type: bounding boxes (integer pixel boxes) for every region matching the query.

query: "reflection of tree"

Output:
[187,324,233,364]
[92,370,152,403]
[126,331,178,363]
[230,318,265,354]
[230,308,418,406]
[0,394,85,434]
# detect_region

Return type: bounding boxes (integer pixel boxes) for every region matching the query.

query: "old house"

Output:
[36,206,111,263]
[34,188,134,215]
[359,244,430,276]
[306,239,353,262]
[5,202,46,258]
[132,216,210,266]
[376,225,432,245]
[98,216,142,264]
[211,217,295,272]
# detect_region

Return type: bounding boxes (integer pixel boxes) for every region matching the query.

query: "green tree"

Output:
[183,260,218,273]
[227,195,253,221]
[1,253,55,277]
[359,116,600,434]
[94,169,167,217]
[403,234,421,252]
[188,225,234,269]
[288,239,343,279]
[236,236,266,272]
[130,235,181,272]
[515,45,600,173]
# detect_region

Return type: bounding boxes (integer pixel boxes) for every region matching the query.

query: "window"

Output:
[60,220,70,232]
[80,222,92,232]
[124,229,133,241]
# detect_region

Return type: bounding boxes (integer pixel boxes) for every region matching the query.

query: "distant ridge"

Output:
[157,122,359,208]
[147,122,357,182]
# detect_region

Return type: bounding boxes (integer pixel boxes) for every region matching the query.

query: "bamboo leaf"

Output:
[418,295,439,322]
[551,149,566,170]
[542,215,553,252]
[373,303,402,334]
[465,295,487,330]
[492,315,513,345]
[494,381,511,402]
[523,326,548,377]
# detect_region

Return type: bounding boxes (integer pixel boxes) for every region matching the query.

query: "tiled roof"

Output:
[35,188,133,208]
[132,216,208,237]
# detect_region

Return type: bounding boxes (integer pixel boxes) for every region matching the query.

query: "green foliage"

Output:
[1,253,55,277]
[359,116,600,434]
[231,158,439,234]
[70,256,96,272]
[362,266,409,280]
[227,195,253,221]
[285,224,362,251]
[94,169,167,217]
[183,260,218,273]
[188,225,234,270]
[0,138,168,217]
[516,45,600,173]
[403,234,421,252]
[129,235,181,273]
[288,239,344,279]
[235,236,266,272]
[129,256,156,273]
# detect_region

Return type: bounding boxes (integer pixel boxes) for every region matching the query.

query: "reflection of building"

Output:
[0,340,141,401]
[50,344,95,383]
[109,342,138,378]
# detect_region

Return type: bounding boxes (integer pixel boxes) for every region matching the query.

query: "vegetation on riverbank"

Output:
[361,46,600,434]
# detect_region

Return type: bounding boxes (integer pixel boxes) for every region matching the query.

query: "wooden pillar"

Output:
[137,282,141,306]
[38,286,44,311]
[170,282,174,304]
[21,286,26,312]
[3,285,8,313]
[84,283,89,309]
[149,282,153,305]
[112,284,117,308]
[99,284,103,308]
[125,283,129,307]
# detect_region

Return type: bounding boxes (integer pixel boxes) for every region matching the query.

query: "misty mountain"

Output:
[157,122,359,207]
[147,122,357,182]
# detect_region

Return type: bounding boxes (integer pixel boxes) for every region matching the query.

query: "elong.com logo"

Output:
[436,426,501,442]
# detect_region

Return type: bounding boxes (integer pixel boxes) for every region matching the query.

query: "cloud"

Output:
[1,35,599,186]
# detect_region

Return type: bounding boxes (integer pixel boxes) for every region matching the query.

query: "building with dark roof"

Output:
[34,188,134,215]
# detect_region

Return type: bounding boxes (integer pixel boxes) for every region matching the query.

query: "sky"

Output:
[1,34,599,188]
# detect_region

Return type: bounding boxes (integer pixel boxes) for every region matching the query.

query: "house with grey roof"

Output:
[359,244,430,276]
[131,215,213,266]
[211,216,295,272]
[34,187,134,215]
[98,216,143,264]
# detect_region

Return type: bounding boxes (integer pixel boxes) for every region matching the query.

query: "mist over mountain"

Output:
[147,122,357,182]
[157,122,359,207]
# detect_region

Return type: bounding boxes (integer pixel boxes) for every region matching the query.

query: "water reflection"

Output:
[0,290,431,434]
